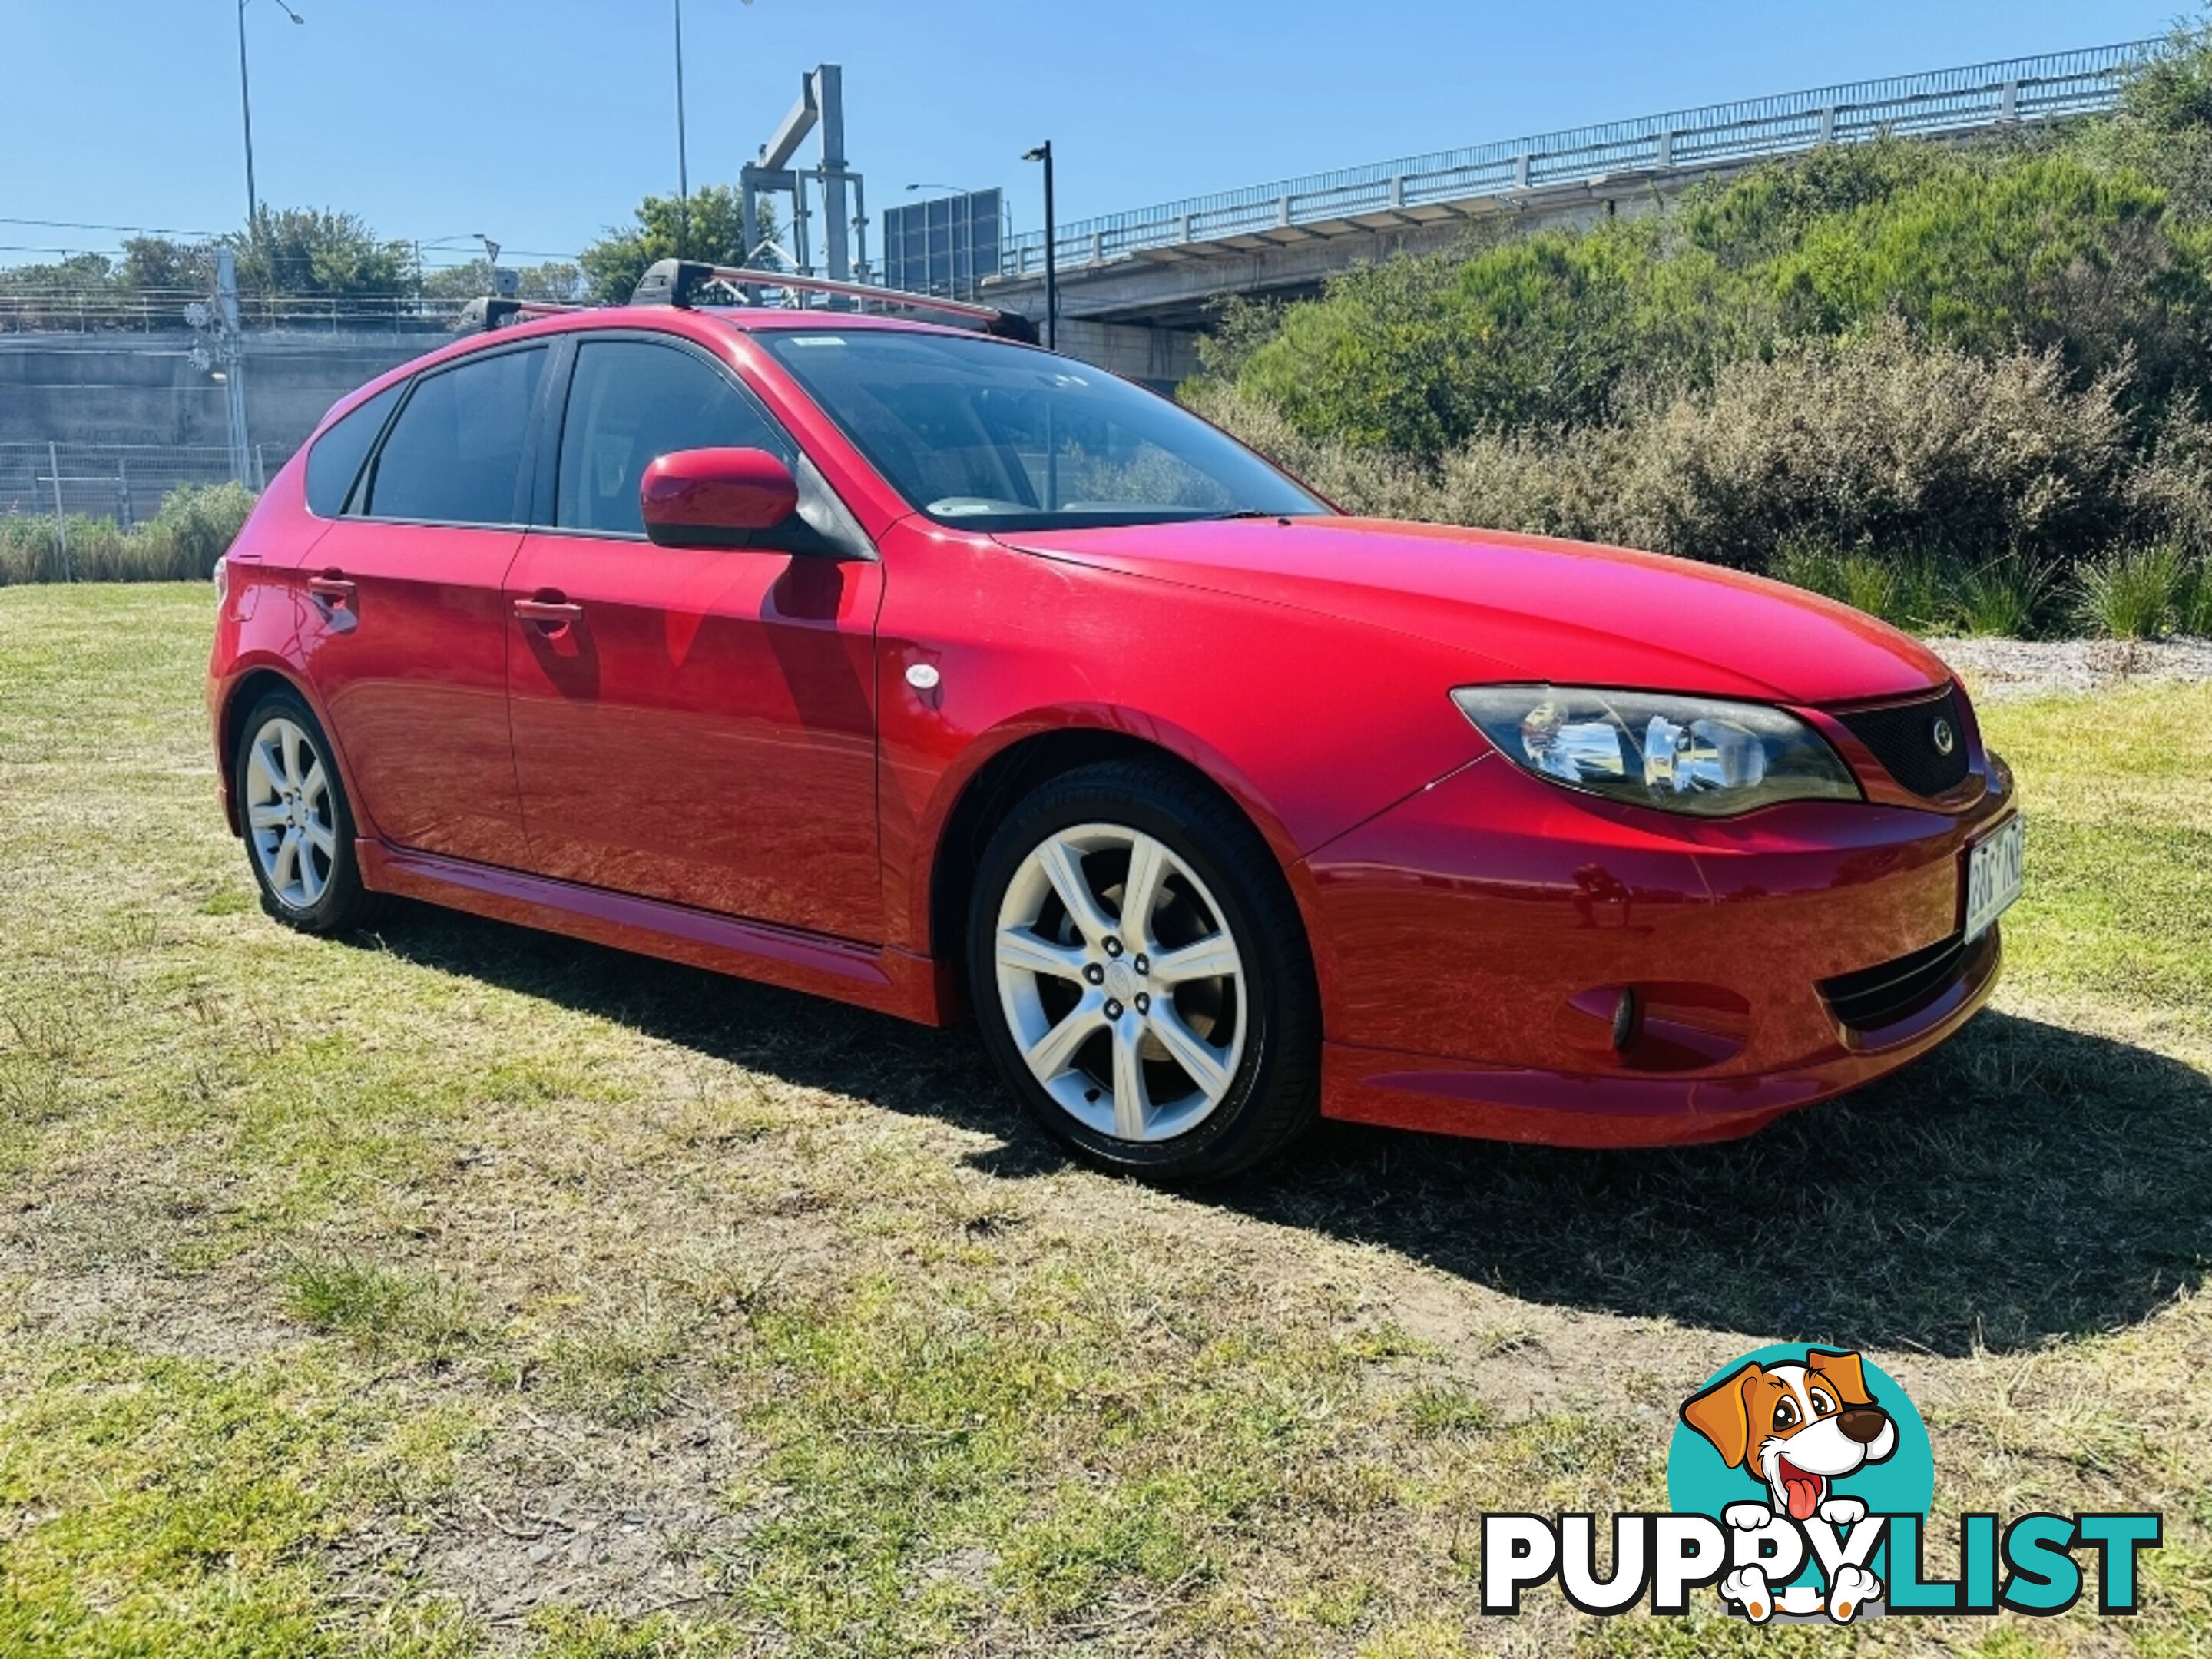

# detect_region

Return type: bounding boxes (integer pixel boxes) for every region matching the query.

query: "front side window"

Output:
[306,381,401,518]
[757,328,1325,531]
[366,346,545,525]
[555,339,791,536]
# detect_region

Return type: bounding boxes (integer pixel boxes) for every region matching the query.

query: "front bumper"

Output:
[1300,748,2016,1147]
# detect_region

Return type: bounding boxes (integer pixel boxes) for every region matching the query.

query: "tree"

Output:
[2121,12,2212,134]
[226,207,410,298]
[119,235,214,294]
[0,252,118,296]
[419,258,588,303]
[578,184,777,305]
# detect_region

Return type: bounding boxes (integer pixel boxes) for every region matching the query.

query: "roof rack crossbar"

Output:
[628,258,1039,344]
[459,296,588,333]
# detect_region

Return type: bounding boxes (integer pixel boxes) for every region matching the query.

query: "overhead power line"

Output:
[0,216,227,239]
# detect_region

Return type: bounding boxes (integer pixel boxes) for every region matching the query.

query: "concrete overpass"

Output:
[979,38,2150,386]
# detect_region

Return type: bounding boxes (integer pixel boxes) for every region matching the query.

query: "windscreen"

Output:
[757,328,1325,531]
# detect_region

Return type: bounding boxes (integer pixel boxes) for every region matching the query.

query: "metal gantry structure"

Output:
[998,38,2155,278]
[740,64,869,287]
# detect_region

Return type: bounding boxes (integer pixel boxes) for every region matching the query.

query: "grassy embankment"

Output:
[1,583,2207,1656]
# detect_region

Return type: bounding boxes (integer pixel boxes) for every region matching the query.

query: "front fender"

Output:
[874,525,1488,955]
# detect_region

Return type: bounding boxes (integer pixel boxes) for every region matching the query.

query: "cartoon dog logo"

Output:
[1680,1349,1898,1622]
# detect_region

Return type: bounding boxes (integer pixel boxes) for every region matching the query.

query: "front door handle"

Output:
[513,597,584,628]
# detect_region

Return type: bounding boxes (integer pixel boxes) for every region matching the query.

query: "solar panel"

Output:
[881,188,1003,300]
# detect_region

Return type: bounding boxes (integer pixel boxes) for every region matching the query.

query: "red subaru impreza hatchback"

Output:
[208,265,2022,1181]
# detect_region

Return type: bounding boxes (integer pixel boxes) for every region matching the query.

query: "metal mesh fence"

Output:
[0,442,283,528]
[0,291,476,336]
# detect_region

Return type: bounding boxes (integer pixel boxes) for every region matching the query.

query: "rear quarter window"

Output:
[304,382,402,518]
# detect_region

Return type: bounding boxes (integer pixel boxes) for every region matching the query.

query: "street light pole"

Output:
[235,0,304,224]
[237,2,257,221]
[1022,141,1055,350]
[674,0,690,259]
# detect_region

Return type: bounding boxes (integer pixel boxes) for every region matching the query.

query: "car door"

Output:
[503,332,883,940]
[296,341,548,868]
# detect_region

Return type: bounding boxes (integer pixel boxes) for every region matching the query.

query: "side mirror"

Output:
[640,447,800,549]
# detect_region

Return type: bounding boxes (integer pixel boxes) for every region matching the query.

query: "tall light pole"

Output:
[236,0,305,224]
[674,0,690,259]
[1022,141,1055,349]
[673,1,751,260]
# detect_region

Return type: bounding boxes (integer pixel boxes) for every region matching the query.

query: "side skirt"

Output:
[358,840,957,1026]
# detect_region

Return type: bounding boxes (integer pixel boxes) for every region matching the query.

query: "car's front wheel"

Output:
[233,687,379,935]
[967,759,1320,1182]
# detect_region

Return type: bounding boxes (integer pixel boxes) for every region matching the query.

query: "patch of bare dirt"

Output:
[1926,634,2212,699]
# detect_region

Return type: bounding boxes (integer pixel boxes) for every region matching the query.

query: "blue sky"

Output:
[0,0,2179,276]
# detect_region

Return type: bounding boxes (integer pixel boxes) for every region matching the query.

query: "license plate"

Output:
[1964,816,2025,943]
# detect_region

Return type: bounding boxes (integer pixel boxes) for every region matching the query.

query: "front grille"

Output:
[1818,926,1991,1034]
[1837,687,1972,796]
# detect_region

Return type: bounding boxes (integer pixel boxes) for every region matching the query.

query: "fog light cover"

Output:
[1453,685,1861,816]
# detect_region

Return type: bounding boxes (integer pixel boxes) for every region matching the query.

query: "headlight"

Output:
[1452,685,1861,817]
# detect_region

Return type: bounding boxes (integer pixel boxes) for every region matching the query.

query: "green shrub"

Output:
[1620,323,2130,568]
[0,515,65,584]
[2180,558,2212,634]
[1770,154,2201,394]
[1951,556,2059,637]
[1197,27,2212,634]
[1179,381,1436,520]
[2071,543,2191,637]
[145,481,257,578]
[1233,220,1753,457]
[0,482,255,587]
[1766,546,2060,637]
[2123,403,2212,556]
[1765,545,1960,632]
[1226,131,2212,462]
[1769,545,1901,621]
[1202,323,2132,579]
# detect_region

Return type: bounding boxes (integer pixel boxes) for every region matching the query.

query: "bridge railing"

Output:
[1001,38,2154,276]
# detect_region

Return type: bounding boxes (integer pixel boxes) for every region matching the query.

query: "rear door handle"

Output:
[513,598,584,627]
[306,571,357,631]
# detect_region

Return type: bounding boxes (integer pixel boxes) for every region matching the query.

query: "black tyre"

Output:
[231,687,380,935]
[966,758,1321,1182]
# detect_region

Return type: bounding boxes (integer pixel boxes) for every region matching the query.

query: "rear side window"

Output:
[304,382,401,517]
[366,346,546,525]
[555,339,791,535]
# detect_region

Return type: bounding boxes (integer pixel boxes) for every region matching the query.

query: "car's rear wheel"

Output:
[967,759,1320,1181]
[233,687,379,935]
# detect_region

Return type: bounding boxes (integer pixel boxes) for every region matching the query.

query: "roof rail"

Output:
[457,296,588,333]
[628,258,1040,344]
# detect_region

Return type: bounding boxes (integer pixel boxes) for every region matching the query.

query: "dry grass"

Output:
[1,583,2207,1656]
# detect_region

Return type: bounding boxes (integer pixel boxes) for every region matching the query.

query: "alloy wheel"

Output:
[993,823,1247,1144]
[244,715,336,911]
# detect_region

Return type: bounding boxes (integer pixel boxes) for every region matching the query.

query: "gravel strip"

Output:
[1921,635,2212,700]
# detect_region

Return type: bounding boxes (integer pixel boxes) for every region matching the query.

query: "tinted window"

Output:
[758,329,1323,531]
[555,339,790,535]
[304,382,400,517]
[366,346,545,525]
